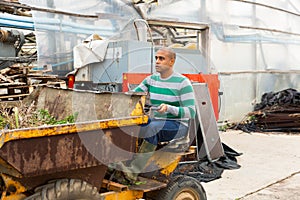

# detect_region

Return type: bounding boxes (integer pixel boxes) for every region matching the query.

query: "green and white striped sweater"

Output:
[134,72,196,120]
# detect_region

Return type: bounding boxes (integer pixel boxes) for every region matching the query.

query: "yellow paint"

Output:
[0,115,148,148]
[100,190,144,200]
[0,158,21,178]
[148,151,182,177]
[130,96,146,116]
[1,194,26,200]
[160,157,181,176]
[0,174,27,200]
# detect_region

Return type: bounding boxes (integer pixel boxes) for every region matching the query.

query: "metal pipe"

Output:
[0,18,34,30]
[0,13,114,32]
[212,25,300,45]
[231,0,300,18]
[239,25,300,37]
[0,57,35,62]
[133,19,155,74]
[1,13,33,23]
[0,13,115,36]
[224,35,300,45]
[0,1,98,19]
[179,160,199,165]
[219,70,300,75]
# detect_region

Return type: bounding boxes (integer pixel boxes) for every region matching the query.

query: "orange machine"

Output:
[122,73,220,120]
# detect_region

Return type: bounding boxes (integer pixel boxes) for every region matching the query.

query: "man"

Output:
[120,47,196,183]
[134,47,196,145]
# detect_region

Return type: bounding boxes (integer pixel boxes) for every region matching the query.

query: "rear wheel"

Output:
[147,175,207,200]
[24,179,100,200]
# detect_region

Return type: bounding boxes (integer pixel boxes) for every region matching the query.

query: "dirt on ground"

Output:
[241,172,300,200]
[202,130,300,200]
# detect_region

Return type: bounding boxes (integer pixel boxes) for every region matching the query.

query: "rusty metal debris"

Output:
[0,25,64,103]
[0,1,31,17]
[234,88,300,133]
[0,65,66,102]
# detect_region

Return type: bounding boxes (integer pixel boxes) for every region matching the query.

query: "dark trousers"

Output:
[139,119,188,145]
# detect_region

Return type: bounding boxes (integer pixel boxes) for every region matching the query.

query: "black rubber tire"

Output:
[147,175,207,200]
[24,179,101,200]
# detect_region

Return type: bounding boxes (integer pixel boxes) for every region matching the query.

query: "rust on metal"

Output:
[0,157,21,178]
[22,86,146,121]
[0,86,149,191]
[147,19,209,30]
[102,179,129,192]
[14,165,108,191]
[100,177,166,199]
[99,190,144,200]
[238,88,300,132]
[128,177,167,192]
[1,174,27,199]
[0,115,148,148]
[0,125,140,190]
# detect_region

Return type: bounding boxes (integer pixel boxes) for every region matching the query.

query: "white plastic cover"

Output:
[73,36,109,69]
[19,0,141,74]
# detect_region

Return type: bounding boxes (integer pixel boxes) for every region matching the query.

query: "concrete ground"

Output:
[202,130,300,200]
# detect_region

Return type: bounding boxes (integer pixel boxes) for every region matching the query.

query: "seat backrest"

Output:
[192,83,224,161]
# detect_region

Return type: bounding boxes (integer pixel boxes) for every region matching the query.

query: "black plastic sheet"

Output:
[173,143,241,182]
[235,88,300,132]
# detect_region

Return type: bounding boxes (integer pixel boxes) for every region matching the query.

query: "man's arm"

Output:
[132,77,150,93]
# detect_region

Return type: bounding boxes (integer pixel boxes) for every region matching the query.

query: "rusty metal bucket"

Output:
[0,87,148,190]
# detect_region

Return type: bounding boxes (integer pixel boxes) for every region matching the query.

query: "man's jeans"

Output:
[139,119,189,145]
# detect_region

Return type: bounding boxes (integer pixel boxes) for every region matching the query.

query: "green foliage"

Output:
[0,115,8,129]
[36,109,56,124]
[248,115,257,121]
[35,109,78,125]
[0,104,78,130]
[218,121,233,131]
[219,123,230,131]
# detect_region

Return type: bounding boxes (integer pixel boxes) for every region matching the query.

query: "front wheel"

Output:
[24,179,100,200]
[147,175,207,200]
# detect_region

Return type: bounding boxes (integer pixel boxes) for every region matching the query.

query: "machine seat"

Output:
[157,120,194,153]
[158,135,190,153]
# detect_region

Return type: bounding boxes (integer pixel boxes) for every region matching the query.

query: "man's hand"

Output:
[157,103,168,113]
